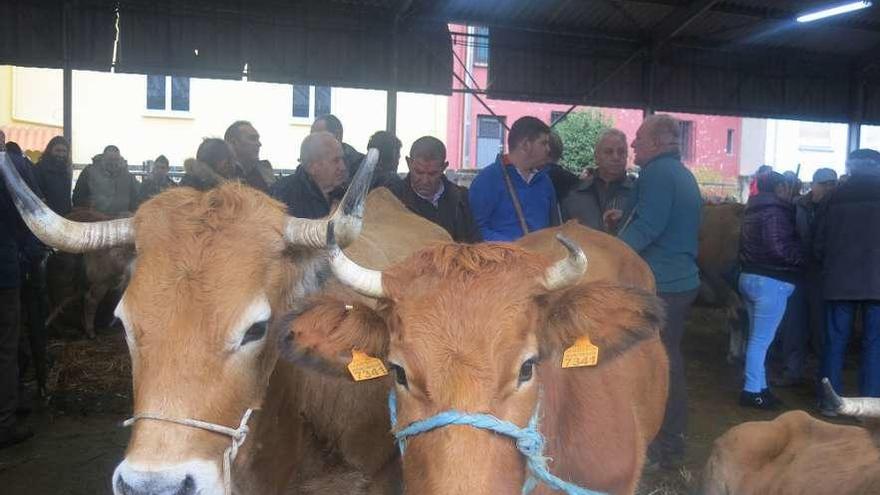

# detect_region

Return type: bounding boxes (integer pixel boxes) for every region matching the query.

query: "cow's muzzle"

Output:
[113,459,221,495]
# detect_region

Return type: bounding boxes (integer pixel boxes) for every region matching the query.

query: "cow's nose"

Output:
[113,460,205,495]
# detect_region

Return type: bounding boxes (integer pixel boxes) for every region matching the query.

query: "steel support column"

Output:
[62,0,72,144]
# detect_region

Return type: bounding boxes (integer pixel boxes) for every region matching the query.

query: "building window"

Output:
[315,86,331,117]
[679,120,695,162]
[725,129,734,155]
[293,85,310,118]
[146,75,190,112]
[292,85,333,119]
[476,115,505,168]
[473,26,489,66]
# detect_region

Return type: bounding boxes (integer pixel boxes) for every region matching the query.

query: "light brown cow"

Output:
[703,380,880,495]
[697,202,747,363]
[284,221,669,495]
[0,150,448,495]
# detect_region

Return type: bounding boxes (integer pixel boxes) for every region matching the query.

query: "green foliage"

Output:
[553,110,613,174]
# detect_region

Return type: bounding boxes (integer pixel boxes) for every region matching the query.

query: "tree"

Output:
[553,110,613,175]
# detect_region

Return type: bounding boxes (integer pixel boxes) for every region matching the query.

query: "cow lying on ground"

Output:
[284,221,669,495]
[703,379,880,495]
[2,150,448,495]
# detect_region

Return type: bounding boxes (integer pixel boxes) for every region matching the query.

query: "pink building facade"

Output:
[445,26,742,190]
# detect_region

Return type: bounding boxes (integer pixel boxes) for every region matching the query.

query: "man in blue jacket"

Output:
[468,116,558,241]
[619,114,702,470]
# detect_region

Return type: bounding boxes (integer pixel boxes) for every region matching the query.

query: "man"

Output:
[311,114,365,177]
[271,131,348,219]
[0,143,36,448]
[543,131,579,201]
[179,139,237,191]
[561,128,636,234]
[773,167,838,388]
[468,116,558,242]
[815,149,880,412]
[224,120,275,192]
[72,145,140,215]
[618,114,702,470]
[366,130,404,191]
[139,154,176,202]
[389,136,480,243]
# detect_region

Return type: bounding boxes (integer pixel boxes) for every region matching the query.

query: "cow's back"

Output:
[703,410,880,495]
[518,221,667,495]
[517,221,655,291]
[697,202,743,305]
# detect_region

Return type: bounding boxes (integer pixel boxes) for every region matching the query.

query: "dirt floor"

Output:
[0,306,860,495]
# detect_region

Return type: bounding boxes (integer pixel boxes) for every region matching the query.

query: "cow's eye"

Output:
[241,321,268,346]
[518,358,536,385]
[389,363,408,388]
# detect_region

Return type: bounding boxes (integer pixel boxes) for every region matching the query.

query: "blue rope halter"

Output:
[388,389,606,495]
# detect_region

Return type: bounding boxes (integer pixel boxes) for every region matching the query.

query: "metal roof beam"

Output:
[649,0,722,50]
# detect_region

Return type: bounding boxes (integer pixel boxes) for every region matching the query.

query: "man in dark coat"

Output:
[271,131,348,219]
[389,136,480,243]
[311,114,365,178]
[366,130,405,191]
[225,121,276,193]
[561,128,635,234]
[815,149,880,410]
[72,145,140,215]
[139,154,176,202]
[0,146,37,448]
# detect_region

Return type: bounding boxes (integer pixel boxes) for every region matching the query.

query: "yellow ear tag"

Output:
[347,350,389,382]
[561,336,600,368]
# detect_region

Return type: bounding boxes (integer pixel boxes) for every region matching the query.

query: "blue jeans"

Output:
[739,273,795,393]
[821,301,880,397]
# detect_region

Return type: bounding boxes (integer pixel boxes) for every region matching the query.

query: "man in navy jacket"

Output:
[468,116,558,241]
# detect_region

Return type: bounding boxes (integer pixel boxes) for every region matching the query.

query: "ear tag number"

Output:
[348,350,389,381]
[561,336,599,368]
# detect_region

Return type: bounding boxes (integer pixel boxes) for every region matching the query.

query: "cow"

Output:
[702,379,880,495]
[44,208,134,338]
[282,220,669,495]
[697,202,747,363]
[0,149,450,495]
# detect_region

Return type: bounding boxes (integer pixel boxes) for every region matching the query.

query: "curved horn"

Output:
[821,377,880,418]
[327,222,385,298]
[0,152,133,253]
[541,234,588,291]
[282,148,378,248]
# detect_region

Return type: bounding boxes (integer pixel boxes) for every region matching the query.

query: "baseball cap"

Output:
[812,168,838,184]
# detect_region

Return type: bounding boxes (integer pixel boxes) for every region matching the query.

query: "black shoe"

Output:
[761,388,784,408]
[739,391,779,410]
[0,423,34,449]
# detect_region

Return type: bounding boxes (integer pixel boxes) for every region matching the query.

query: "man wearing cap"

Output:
[773,168,839,387]
[815,149,880,412]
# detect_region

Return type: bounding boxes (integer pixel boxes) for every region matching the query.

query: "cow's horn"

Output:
[326,222,385,298]
[0,152,133,253]
[822,377,880,418]
[541,234,588,291]
[282,148,378,249]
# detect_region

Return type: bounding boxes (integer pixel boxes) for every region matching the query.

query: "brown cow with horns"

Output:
[283,218,671,494]
[0,150,451,494]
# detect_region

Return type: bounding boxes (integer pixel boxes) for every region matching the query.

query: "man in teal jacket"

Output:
[619,114,701,471]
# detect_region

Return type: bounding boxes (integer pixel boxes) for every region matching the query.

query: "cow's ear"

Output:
[280,296,389,377]
[537,283,665,364]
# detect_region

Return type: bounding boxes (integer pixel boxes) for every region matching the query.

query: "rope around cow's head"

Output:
[121,408,254,495]
[388,389,606,495]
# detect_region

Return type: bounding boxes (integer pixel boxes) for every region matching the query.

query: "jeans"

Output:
[739,273,795,393]
[648,289,698,463]
[821,301,880,397]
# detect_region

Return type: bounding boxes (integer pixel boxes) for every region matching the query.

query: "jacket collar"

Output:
[576,173,635,192]
[642,151,681,168]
